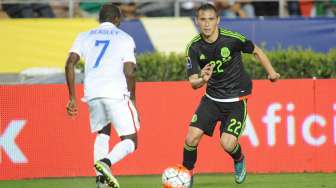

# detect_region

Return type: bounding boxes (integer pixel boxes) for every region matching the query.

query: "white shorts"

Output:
[87,97,140,136]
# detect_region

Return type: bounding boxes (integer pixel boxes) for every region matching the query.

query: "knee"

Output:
[97,124,111,136]
[185,133,201,147]
[220,137,237,152]
[121,134,138,150]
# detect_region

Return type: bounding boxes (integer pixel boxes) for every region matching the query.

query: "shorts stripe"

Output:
[127,101,137,133]
[239,99,247,137]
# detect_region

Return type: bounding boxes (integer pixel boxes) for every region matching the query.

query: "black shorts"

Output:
[190,96,247,137]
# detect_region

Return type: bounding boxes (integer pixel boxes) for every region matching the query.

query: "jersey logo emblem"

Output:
[200,54,206,60]
[221,47,230,58]
[186,57,192,69]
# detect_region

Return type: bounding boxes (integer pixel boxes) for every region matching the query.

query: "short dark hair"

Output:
[99,4,121,23]
[196,3,218,17]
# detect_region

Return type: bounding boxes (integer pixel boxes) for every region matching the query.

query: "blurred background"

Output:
[1,0,336,19]
[0,0,335,84]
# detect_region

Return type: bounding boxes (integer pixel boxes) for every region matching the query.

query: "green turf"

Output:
[0,173,335,188]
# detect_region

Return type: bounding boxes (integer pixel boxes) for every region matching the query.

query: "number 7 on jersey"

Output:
[93,40,110,68]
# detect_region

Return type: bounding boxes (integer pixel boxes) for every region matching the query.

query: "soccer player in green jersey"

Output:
[182,3,280,187]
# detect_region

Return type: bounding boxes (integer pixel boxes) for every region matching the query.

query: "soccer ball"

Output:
[162,165,192,188]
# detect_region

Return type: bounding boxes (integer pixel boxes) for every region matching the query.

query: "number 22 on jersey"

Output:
[93,40,110,68]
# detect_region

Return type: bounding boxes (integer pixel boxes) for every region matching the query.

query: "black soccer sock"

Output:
[183,143,197,171]
[100,158,112,167]
[228,144,244,162]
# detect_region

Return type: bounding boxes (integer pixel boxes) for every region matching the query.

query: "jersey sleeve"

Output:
[186,45,200,77]
[240,39,255,54]
[122,37,136,64]
[69,33,85,58]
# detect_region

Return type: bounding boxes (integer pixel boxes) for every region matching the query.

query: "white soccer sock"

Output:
[94,134,110,176]
[107,139,135,166]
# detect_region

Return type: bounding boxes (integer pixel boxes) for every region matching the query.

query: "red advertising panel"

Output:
[0,79,335,180]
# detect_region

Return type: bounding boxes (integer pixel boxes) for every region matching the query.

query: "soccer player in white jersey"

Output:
[65,4,139,188]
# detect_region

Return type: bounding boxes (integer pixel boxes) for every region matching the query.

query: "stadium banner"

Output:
[0,79,335,180]
[218,18,336,53]
[1,18,334,73]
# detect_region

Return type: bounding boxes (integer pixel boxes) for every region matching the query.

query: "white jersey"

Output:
[69,22,136,101]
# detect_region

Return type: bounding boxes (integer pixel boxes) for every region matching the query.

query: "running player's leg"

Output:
[95,124,111,187]
[183,126,202,188]
[220,99,247,184]
[183,126,203,171]
[183,96,219,187]
[96,98,139,188]
[103,133,137,166]
[220,133,246,183]
[96,133,136,188]
[87,99,111,187]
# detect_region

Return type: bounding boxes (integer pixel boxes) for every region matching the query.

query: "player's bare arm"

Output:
[253,45,280,82]
[188,63,215,89]
[65,52,80,117]
[124,62,137,103]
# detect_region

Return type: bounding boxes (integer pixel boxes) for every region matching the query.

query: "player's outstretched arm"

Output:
[65,52,80,117]
[124,62,137,104]
[253,45,280,82]
[188,63,215,89]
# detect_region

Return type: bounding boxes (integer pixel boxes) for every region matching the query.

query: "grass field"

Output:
[1,173,335,188]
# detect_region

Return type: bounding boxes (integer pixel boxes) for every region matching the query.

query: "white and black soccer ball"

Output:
[162,165,191,188]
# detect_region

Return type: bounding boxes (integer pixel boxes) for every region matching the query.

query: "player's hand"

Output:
[66,99,78,117]
[201,63,215,82]
[268,72,280,82]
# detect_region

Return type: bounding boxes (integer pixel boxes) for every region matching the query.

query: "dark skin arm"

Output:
[65,52,80,117]
[124,62,137,104]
